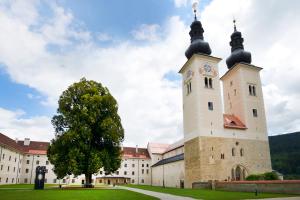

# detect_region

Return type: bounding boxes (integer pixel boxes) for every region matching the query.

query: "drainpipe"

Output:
[137,158,140,184]
[30,155,35,184]
[16,153,21,184]
[0,146,2,163]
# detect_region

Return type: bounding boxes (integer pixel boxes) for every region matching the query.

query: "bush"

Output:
[246,172,279,181]
[264,172,279,180]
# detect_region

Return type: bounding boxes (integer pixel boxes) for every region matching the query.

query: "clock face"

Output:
[204,63,212,72]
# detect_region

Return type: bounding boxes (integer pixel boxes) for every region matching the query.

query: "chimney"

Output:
[24,138,30,146]
[136,145,138,153]
[15,138,18,143]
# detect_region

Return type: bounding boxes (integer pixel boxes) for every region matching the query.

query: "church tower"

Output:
[179,7,272,186]
[179,6,224,188]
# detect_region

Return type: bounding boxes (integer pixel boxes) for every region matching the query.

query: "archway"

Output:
[231,165,248,181]
[235,166,241,181]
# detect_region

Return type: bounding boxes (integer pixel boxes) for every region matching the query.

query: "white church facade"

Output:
[0,14,272,188]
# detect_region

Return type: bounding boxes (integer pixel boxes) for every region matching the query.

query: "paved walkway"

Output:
[252,198,300,200]
[118,186,197,200]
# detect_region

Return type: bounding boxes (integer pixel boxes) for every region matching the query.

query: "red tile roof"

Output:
[17,141,49,155]
[223,114,247,130]
[0,132,49,155]
[122,147,150,159]
[1,132,150,158]
[0,132,24,152]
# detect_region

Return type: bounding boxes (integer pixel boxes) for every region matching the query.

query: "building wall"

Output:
[180,54,224,142]
[185,136,272,188]
[151,160,184,188]
[0,142,151,185]
[0,146,23,184]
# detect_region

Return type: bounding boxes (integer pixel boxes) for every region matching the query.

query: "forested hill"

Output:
[269,132,300,179]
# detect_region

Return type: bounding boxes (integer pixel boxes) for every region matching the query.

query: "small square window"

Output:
[253,109,258,117]
[208,102,213,110]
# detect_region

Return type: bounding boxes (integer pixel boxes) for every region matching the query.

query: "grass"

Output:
[125,184,297,200]
[0,187,158,200]
[0,184,59,188]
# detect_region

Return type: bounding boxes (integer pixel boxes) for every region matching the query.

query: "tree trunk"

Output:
[84,173,93,188]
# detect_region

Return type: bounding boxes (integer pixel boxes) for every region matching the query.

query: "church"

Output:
[0,12,272,188]
[150,14,272,188]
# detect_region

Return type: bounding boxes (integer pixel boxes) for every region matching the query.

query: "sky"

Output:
[0,0,299,147]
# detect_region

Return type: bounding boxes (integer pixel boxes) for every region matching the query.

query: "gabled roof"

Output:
[122,147,150,159]
[223,114,247,130]
[0,132,24,152]
[147,143,170,154]
[18,141,49,155]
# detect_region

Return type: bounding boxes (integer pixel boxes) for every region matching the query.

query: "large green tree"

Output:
[47,78,124,187]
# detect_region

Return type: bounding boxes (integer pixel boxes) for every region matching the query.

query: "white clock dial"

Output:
[204,64,212,72]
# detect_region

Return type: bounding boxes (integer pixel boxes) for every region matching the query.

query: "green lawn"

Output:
[0,184,60,188]
[0,188,158,200]
[125,184,297,200]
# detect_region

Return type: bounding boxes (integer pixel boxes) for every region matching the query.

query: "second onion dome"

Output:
[226,20,252,69]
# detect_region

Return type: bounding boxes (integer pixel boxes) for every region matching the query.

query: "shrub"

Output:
[246,172,279,181]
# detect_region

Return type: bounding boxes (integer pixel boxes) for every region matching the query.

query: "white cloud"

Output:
[131,24,161,42]
[0,107,53,141]
[0,0,299,147]
[97,33,112,42]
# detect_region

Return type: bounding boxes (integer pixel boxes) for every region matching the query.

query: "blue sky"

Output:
[0,0,209,120]
[0,0,299,145]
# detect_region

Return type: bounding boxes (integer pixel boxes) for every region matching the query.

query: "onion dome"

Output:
[185,3,211,59]
[226,20,252,69]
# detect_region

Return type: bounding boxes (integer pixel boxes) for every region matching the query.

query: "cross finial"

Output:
[192,1,199,21]
[233,18,237,32]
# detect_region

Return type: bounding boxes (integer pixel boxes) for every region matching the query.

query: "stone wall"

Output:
[193,180,300,195]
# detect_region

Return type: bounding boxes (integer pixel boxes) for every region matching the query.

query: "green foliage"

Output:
[269,132,300,179]
[264,172,279,180]
[47,78,124,185]
[245,174,264,181]
[245,172,279,181]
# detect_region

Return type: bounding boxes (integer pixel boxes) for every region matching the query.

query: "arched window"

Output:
[240,148,244,157]
[249,85,252,95]
[209,78,213,88]
[204,77,208,88]
[252,86,256,96]
[232,148,236,156]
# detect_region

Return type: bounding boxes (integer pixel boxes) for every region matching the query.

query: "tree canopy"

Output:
[47,78,124,186]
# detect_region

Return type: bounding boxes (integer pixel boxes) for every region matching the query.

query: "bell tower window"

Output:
[186,81,192,95]
[249,84,256,96]
[204,77,213,88]
[252,109,258,117]
[208,102,213,110]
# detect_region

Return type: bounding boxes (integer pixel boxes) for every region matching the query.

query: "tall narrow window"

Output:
[252,86,256,96]
[208,102,213,110]
[186,81,192,95]
[209,78,213,88]
[249,85,257,96]
[240,148,244,157]
[204,77,208,88]
[253,109,258,117]
[232,148,236,156]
